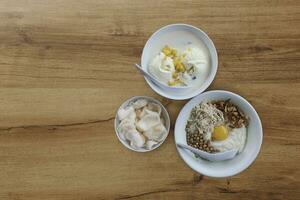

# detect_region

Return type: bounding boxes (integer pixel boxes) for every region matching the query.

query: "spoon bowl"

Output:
[177,143,238,162]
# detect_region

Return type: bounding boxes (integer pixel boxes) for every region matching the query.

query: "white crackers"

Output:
[117,98,167,150]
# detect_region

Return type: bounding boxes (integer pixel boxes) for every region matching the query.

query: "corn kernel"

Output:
[173,57,181,66]
[171,49,177,57]
[168,81,176,86]
[177,79,184,85]
[172,72,178,79]
[175,63,186,72]
[162,46,172,56]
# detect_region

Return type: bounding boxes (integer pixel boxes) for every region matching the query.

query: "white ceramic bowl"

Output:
[141,24,218,100]
[174,90,263,177]
[115,96,170,152]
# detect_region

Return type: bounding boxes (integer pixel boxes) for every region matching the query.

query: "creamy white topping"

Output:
[148,45,209,87]
[149,52,175,84]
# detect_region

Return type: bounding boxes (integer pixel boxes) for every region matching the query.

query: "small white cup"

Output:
[115,96,170,152]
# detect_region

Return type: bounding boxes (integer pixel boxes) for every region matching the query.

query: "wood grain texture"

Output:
[0,0,299,199]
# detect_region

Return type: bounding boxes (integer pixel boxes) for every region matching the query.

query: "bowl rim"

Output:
[174,90,263,177]
[114,96,170,152]
[141,23,218,100]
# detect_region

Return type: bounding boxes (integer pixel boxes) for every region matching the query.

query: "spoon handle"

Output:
[134,64,158,83]
[177,143,210,157]
[135,64,175,89]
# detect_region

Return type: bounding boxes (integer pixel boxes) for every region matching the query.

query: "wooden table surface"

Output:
[1,0,299,199]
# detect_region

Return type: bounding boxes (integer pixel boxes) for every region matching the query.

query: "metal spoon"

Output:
[177,143,238,162]
[134,64,193,91]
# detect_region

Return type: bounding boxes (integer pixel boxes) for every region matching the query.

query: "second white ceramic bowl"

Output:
[141,24,218,100]
[174,90,263,177]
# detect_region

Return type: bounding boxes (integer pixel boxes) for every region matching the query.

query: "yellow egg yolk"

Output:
[212,126,228,141]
